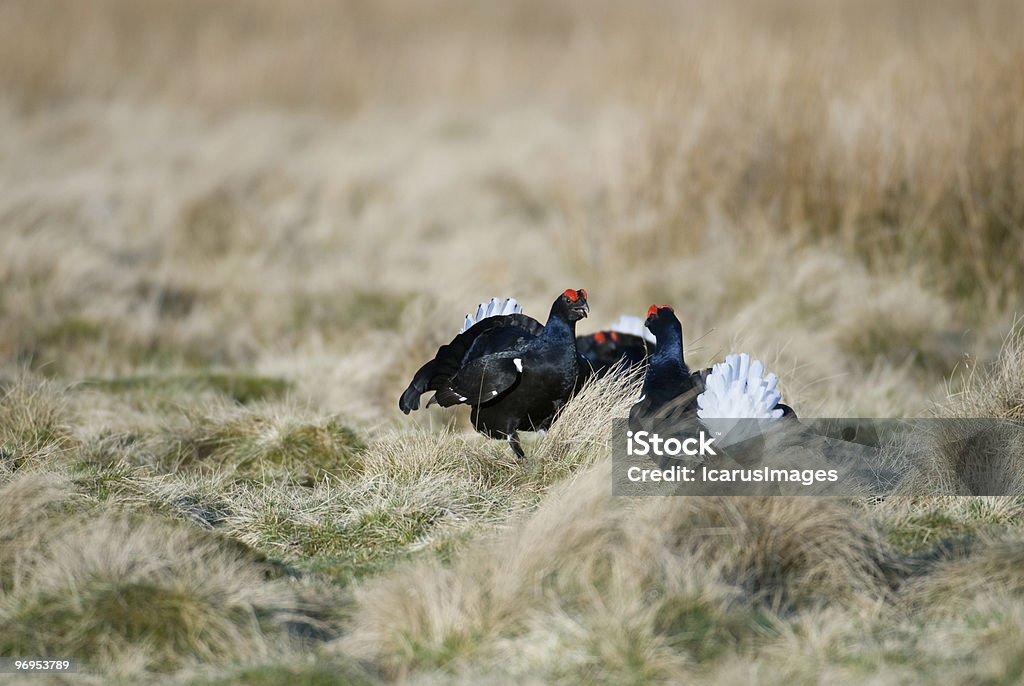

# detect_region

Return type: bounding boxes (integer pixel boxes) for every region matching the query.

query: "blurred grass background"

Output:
[4,0,1022,302]
[2,0,1023,417]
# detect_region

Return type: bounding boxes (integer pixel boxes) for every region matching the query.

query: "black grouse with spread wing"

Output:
[399,289,590,458]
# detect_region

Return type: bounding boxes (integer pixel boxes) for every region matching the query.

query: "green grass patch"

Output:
[2,581,252,673]
[14,317,105,375]
[400,629,483,675]
[886,511,980,554]
[70,460,143,502]
[191,660,377,686]
[82,372,291,404]
[32,317,106,349]
[258,508,441,585]
[653,594,775,663]
[302,526,477,588]
[163,413,365,485]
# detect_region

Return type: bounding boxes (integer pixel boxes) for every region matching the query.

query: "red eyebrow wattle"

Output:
[563,289,579,302]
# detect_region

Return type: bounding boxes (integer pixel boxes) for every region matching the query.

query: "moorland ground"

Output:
[3,1,1024,683]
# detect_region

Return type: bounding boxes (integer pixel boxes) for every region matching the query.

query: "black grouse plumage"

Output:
[628,306,899,494]
[576,329,653,380]
[629,304,795,475]
[629,305,707,425]
[629,304,795,432]
[399,289,590,458]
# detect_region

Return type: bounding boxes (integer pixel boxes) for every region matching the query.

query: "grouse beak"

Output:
[573,302,589,319]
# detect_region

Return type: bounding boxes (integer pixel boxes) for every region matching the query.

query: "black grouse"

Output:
[629,304,795,428]
[399,289,590,458]
[627,305,900,494]
[576,315,654,380]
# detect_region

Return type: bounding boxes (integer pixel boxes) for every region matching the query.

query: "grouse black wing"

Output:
[399,314,543,413]
[434,355,522,407]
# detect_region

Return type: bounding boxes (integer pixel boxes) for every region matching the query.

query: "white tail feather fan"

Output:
[697,353,784,448]
[460,297,522,333]
[607,314,657,344]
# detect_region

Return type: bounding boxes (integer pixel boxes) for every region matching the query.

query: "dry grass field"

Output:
[2,0,1024,683]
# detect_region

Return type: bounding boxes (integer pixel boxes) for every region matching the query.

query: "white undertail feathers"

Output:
[697,353,784,420]
[460,297,522,333]
[697,353,784,447]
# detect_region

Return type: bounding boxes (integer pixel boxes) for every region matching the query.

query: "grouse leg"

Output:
[507,431,525,460]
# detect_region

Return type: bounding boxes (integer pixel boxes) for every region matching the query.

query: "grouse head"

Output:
[592,330,616,353]
[554,288,590,322]
[644,304,680,340]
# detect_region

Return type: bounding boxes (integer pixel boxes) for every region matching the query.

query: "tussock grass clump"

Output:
[153,406,365,485]
[0,474,82,591]
[0,375,74,475]
[251,505,441,586]
[947,326,1024,420]
[834,286,961,376]
[341,467,622,676]
[902,531,1024,615]
[226,427,520,586]
[0,515,322,675]
[878,497,1024,555]
[895,327,1024,495]
[892,419,1024,496]
[343,462,891,680]
[646,496,893,613]
[524,365,644,489]
[71,458,157,508]
[133,472,240,530]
